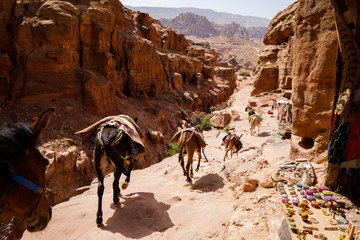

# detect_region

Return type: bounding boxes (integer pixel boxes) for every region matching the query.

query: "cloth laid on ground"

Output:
[248,114,263,122]
[75,115,145,153]
[170,128,206,148]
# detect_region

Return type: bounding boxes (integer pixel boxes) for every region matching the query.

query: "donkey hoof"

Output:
[96,217,103,226]
[195,169,199,172]
[186,178,192,182]
[121,182,128,190]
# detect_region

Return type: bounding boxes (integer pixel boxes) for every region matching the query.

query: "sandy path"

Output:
[22,78,289,240]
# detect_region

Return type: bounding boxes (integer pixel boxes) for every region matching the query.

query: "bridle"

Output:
[0,153,48,220]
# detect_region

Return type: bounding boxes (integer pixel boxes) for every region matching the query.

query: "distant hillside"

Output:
[125,6,270,28]
[160,12,266,41]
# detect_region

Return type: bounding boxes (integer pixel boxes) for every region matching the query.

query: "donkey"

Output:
[171,128,206,182]
[249,114,262,136]
[0,108,54,233]
[222,133,243,161]
[76,115,145,226]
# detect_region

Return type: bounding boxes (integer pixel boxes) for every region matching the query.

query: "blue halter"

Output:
[3,153,46,195]
[11,174,45,194]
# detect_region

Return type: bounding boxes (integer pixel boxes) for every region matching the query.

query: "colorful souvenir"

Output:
[322,190,332,196]
[301,212,309,221]
[317,185,328,192]
[316,199,325,207]
[307,195,316,202]
[326,201,338,209]
[323,196,334,202]
[305,189,313,195]
[313,193,322,199]
[298,202,306,209]
[310,200,319,208]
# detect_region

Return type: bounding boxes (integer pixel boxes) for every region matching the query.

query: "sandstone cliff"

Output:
[251,0,338,162]
[0,0,236,204]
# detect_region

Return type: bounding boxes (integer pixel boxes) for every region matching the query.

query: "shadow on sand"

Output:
[192,173,225,192]
[102,192,174,238]
[257,132,271,137]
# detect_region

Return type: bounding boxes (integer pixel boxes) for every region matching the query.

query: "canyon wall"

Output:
[252,0,338,162]
[0,0,236,204]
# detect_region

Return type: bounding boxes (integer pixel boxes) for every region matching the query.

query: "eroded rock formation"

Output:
[0,0,236,204]
[252,0,338,162]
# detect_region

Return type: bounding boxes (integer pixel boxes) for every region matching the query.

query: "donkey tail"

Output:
[178,143,185,163]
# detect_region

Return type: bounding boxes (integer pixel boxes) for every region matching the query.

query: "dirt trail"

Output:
[22,78,290,240]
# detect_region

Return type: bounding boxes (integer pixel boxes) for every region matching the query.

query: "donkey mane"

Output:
[0,123,34,156]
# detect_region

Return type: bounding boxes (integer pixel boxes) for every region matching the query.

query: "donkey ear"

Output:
[30,108,55,140]
[133,117,138,123]
[239,134,243,139]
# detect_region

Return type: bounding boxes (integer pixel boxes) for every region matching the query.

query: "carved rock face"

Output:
[290,0,337,161]
[253,0,338,162]
[0,0,235,116]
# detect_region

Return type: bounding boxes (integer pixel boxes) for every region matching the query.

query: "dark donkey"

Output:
[0,108,54,233]
[76,115,145,226]
[222,133,243,161]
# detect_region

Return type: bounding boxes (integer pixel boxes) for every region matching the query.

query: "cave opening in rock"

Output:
[299,137,315,149]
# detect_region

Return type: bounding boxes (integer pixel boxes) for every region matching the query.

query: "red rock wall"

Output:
[0,0,236,204]
[0,0,235,116]
[0,0,235,166]
[253,0,338,162]
[290,0,337,161]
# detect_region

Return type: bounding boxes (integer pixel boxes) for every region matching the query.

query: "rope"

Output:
[202,148,208,162]
[185,130,195,145]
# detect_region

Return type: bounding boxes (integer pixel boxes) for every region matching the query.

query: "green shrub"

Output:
[200,114,212,131]
[286,13,293,21]
[188,111,212,131]
[188,111,205,126]
[259,61,267,68]
[168,142,179,156]
[179,108,188,118]
[223,124,229,133]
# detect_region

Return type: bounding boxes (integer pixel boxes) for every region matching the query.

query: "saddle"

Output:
[248,114,263,122]
[170,128,206,148]
[76,115,145,154]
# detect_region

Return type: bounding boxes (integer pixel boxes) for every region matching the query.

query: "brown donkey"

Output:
[171,128,206,182]
[76,115,145,226]
[0,108,54,233]
[222,133,243,161]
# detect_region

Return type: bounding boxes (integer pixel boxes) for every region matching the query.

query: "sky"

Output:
[120,0,297,19]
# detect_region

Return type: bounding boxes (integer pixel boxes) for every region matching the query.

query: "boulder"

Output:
[231,110,241,121]
[243,177,259,192]
[210,111,231,128]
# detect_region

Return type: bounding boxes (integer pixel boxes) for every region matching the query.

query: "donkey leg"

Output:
[96,177,104,226]
[196,150,201,171]
[94,149,105,226]
[223,149,228,161]
[188,151,194,177]
[113,168,121,204]
[180,152,186,176]
[186,153,194,181]
[122,160,133,190]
